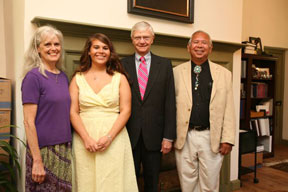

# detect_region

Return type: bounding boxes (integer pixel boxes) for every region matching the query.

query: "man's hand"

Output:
[219,143,233,155]
[161,139,172,154]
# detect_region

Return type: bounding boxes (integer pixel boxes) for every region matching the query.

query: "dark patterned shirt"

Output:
[189,60,213,128]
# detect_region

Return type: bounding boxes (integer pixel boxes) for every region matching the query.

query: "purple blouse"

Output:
[21,68,72,148]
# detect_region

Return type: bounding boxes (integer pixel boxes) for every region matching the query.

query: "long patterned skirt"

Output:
[25,143,72,192]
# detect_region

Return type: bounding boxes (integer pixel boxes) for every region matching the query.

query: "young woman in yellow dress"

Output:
[69,33,138,192]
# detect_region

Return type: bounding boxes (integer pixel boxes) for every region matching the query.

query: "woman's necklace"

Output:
[44,65,60,83]
[193,65,202,90]
[92,71,104,81]
[54,73,59,83]
[46,69,60,83]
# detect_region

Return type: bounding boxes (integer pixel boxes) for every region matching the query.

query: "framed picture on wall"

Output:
[128,0,194,23]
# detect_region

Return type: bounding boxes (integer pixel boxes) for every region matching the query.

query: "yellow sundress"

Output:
[72,72,138,192]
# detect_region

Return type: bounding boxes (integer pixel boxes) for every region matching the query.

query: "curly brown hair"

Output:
[74,33,126,77]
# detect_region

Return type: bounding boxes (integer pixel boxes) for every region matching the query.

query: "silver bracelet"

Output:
[107,135,112,141]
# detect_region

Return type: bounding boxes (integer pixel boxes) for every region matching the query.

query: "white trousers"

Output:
[175,130,223,192]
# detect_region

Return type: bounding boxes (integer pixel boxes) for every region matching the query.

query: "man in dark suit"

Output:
[121,21,176,192]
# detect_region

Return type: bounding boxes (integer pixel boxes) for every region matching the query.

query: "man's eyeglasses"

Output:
[133,36,152,42]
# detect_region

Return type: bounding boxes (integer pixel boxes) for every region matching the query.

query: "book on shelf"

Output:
[258,136,272,152]
[249,117,271,137]
[243,43,257,54]
[241,60,247,78]
[243,42,257,47]
[240,83,245,98]
[257,144,264,152]
[244,48,257,54]
[251,82,268,98]
[267,136,272,152]
[250,119,260,136]
[257,118,270,136]
[250,110,265,118]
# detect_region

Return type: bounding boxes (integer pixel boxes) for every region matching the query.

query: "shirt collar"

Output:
[135,52,151,61]
[191,59,209,71]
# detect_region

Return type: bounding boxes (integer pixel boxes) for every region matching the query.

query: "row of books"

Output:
[251,82,268,98]
[250,118,271,137]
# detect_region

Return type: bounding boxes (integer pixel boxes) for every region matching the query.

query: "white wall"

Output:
[3,0,26,189]
[26,0,243,43]
[231,49,242,180]
[0,0,6,78]
[242,0,288,49]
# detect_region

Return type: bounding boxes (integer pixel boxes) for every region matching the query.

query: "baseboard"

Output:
[230,179,241,191]
[281,139,288,145]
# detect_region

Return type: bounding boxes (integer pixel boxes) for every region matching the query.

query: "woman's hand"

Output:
[84,136,100,152]
[96,135,113,152]
[32,159,46,184]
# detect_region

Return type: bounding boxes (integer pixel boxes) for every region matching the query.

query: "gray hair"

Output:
[23,25,64,77]
[130,21,155,38]
[188,30,213,46]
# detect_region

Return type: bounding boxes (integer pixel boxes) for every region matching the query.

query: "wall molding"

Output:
[31,17,243,51]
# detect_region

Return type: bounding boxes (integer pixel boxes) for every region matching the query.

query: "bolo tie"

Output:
[193,65,202,90]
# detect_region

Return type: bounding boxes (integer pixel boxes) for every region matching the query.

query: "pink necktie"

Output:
[138,56,148,100]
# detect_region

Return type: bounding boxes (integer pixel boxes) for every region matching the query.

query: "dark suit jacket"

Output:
[121,53,176,151]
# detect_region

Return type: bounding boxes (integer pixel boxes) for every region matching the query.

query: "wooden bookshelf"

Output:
[240,53,277,158]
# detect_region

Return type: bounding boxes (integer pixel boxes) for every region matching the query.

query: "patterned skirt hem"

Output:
[25,142,72,192]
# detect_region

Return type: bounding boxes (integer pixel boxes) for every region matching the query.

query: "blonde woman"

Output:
[21,25,72,191]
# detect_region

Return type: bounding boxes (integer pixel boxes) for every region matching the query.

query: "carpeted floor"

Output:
[270,162,288,173]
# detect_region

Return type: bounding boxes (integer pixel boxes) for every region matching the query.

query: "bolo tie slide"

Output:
[193,65,202,90]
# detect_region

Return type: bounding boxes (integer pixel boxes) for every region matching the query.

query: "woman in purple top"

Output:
[21,25,72,192]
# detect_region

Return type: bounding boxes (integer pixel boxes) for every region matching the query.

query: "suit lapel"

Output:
[142,53,161,102]
[181,61,192,104]
[209,60,219,102]
[127,55,142,101]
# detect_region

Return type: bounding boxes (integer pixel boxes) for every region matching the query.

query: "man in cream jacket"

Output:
[173,30,236,192]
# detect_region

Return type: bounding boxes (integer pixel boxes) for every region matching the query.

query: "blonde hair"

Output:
[23,25,64,77]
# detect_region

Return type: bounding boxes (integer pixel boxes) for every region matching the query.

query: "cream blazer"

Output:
[173,60,236,153]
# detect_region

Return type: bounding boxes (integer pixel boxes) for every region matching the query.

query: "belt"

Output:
[189,125,210,131]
